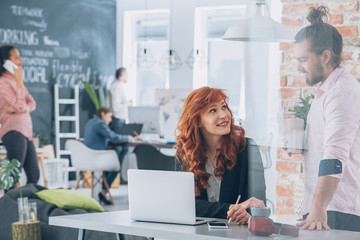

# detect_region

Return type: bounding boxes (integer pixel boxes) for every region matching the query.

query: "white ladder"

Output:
[54,84,80,159]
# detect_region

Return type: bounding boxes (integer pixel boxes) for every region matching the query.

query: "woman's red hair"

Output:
[176,87,246,196]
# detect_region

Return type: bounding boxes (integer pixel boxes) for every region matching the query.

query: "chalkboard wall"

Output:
[0,0,116,142]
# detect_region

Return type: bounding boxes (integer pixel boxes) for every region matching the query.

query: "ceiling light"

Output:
[223,0,293,42]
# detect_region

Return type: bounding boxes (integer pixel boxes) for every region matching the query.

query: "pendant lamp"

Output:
[160,49,182,71]
[223,0,293,42]
[160,0,182,70]
[185,49,208,69]
[137,47,156,69]
[137,0,157,68]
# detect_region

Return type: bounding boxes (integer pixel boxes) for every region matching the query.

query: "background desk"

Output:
[117,141,176,149]
[49,210,360,240]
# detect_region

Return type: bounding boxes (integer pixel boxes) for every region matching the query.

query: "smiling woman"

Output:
[175,86,266,223]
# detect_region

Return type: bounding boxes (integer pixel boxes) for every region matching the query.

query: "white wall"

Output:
[116,0,246,89]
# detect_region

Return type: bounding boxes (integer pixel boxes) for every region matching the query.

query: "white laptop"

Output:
[128,169,216,225]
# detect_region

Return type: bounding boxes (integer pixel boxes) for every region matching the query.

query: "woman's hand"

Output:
[240,197,265,209]
[227,197,265,225]
[5,105,17,113]
[227,204,251,225]
[13,66,24,88]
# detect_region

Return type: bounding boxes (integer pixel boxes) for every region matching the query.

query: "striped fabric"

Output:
[0,72,36,140]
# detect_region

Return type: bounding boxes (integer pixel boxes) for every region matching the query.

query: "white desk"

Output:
[49,210,360,240]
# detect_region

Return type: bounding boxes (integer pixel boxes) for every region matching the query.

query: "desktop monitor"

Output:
[128,106,163,135]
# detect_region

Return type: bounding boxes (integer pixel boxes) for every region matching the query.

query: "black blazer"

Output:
[195,138,266,219]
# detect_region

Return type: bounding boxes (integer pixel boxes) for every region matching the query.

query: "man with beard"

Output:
[293,6,360,231]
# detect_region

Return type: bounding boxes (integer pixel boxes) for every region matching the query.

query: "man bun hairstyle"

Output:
[306,6,328,25]
[295,6,342,68]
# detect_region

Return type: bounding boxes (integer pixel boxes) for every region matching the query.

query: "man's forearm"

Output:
[312,176,340,210]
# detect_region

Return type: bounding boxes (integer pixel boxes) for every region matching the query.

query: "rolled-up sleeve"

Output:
[322,90,360,178]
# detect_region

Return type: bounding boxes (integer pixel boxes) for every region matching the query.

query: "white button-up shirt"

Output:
[301,64,360,217]
[110,81,129,120]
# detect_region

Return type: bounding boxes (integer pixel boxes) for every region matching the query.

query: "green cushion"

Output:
[36,189,104,212]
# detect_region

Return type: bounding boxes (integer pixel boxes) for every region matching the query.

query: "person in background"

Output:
[176,87,266,224]
[109,67,131,183]
[84,107,141,205]
[110,67,130,130]
[0,45,39,185]
[294,6,360,231]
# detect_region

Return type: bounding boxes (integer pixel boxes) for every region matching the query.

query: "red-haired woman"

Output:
[176,87,266,224]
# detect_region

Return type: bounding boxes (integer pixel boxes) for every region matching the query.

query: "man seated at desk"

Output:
[84,107,141,205]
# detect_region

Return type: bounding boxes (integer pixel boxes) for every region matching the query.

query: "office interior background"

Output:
[1,0,360,218]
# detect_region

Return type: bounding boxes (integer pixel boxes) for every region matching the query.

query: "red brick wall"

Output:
[277,0,360,215]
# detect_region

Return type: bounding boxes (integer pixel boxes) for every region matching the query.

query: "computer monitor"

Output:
[128,106,162,135]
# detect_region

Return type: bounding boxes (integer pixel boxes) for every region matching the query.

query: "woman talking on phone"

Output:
[176,87,266,224]
[0,45,39,184]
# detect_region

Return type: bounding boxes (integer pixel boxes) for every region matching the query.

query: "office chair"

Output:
[133,144,176,171]
[65,139,120,205]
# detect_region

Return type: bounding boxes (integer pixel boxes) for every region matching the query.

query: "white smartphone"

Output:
[207,222,228,229]
[3,60,18,74]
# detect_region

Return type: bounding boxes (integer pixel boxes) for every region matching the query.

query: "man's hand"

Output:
[132,135,142,141]
[297,176,339,231]
[296,208,330,231]
[5,105,17,113]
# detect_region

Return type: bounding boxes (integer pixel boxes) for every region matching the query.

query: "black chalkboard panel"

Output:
[0,0,116,141]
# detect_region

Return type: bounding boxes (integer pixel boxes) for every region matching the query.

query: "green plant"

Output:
[289,94,315,128]
[79,79,110,110]
[98,84,111,108]
[0,158,22,197]
[79,78,100,110]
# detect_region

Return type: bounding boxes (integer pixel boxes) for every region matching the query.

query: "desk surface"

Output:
[49,210,360,240]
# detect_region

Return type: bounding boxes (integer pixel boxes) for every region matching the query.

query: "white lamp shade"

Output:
[222,15,294,42]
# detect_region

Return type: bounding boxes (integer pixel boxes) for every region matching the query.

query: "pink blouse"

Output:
[0,72,36,140]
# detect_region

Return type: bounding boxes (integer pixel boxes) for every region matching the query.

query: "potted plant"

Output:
[0,158,41,240]
[79,78,111,109]
[283,94,314,152]
[288,94,314,129]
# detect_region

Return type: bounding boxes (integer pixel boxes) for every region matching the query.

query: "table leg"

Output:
[116,233,125,240]
[78,229,85,240]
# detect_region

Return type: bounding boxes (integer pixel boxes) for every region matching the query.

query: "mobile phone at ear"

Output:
[3,60,18,74]
[207,222,228,229]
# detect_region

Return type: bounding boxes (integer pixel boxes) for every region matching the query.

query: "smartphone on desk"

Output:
[3,60,18,74]
[207,222,228,229]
